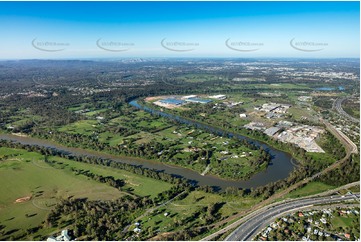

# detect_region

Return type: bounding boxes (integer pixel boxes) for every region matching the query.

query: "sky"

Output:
[0,1,359,59]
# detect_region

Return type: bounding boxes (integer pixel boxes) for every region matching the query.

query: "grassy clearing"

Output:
[83,108,108,117]
[306,152,336,165]
[348,185,360,193]
[285,181,335,198]
[252,83,311,90]
[136,190,261,235]
[58,120,99,135]
[98,131,124,146]
[287,106,313,120]
[331,215,356,229]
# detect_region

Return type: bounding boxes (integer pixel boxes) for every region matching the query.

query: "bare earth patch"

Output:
[311,92,339,97]
[144,96,169,102]
[15,196,31,203]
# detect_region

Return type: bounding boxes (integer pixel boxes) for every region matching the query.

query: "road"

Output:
[322,119,358,154]
[225,194,360,241]
[333,97,359,123]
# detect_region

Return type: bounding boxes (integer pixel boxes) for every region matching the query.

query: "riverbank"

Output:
[0,132,294,190]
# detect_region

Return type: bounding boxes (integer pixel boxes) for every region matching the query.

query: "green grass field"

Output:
[306,152,336,165]
[98,131,125,146]
[83,108,108,117]
[0,147,173,240]
[58,120,99,135]
[331,214,357,230]
[49,156,173,198]
[285,181,335,198]
[252,83,311,90]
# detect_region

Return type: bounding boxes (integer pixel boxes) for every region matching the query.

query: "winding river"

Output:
[0,100,296,190]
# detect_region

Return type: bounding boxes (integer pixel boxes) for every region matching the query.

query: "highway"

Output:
[333,97,359,123]
[322,119,358,154]
[225,194,360,241]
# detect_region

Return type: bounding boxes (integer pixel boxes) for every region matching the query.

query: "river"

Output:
[0,101,296,190]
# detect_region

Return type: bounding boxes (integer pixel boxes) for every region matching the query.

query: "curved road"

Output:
[333,97,359,123]
[322,119,358,154]
[226,194,360,241]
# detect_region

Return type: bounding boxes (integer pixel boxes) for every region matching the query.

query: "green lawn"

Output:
[331,215,355,229]
[67,106,83,111]
[84,108,108,117]
[98,131,124,146]
[126,131,161,144]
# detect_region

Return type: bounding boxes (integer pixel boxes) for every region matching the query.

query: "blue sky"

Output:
[0,1,359,59]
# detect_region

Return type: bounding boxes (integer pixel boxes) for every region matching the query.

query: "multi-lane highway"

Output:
[333,97,359,123]
[225,194,360,241]
[322,119,358,154]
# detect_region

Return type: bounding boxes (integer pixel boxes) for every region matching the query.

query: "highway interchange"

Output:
[225,194,360,241]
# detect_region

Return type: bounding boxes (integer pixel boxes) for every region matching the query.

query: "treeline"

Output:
[2,93,84,129]
[44,186,190,241]
[317,131,346,160]
[45,190,220,241]
[0,140,192,187]
[220,151,357,201]
[314,97,334,109]
[45,196,152,240]
[316,154,360,186]
[45,159,126,191]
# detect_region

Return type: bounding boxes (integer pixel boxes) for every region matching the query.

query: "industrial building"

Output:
[185,97,212,104]
[159,98,185,106]
[181,95,198,100]
[208,94,227,100]
[264,127,281,136]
